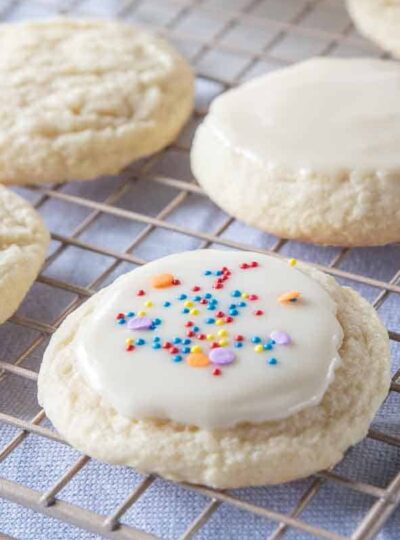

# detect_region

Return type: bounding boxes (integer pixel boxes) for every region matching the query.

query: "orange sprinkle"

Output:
[151,273,175,289]
[186,352,210,368]
[278,291,301,304]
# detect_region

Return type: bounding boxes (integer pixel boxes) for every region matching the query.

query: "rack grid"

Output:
[0,0,399,539]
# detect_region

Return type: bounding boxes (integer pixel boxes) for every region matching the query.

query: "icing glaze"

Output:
[74,250,343,429]
[206,58,400,173]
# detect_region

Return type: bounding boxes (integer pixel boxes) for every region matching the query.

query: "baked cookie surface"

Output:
[347,0,400,57]
[0,185,49,324]
[191,57,400,246]
[0,19,193,185]
[38,250,390,488]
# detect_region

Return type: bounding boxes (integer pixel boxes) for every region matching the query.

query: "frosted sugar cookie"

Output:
[38,250,390,488]
[0,19,193,185]
[0,185,49,324]
[347,0,400,57]
[191,57,400,246]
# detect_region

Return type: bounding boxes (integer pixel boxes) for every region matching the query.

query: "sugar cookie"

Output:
[191,58,400,246]
[347,0,400,57]
[0,19,193,185]
[38,250,390,488]
[0,185,49,324]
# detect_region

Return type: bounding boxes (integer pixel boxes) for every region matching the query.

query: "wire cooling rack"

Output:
[0,0,399,539]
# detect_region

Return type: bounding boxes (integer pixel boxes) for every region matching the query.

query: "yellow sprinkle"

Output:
[254,344,264,353]
[215,318,224,326]
[190,308,199,316]
[138,310,146,317]
[217,329,228,337]
[184,300,193,308]
[219,338,229,347]
[144,301,153,308]
[206,334,215,341]
[241,292,249,299]
[125,338,133,345]
[191,345,202,353]
[289,258,297,267]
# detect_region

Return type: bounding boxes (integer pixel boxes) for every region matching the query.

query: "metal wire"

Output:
[0,0,399,539]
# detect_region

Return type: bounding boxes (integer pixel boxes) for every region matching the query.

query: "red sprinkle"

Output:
[248,294,258,301]
[213,283,223,289]
[192,285,201,291]
[170,346,179,354]
[163,341,172,349]
[185,321,194,327]
[240,263,249,269]
[212,368,221,376]
[126,344,135,352]
[210,342,220,349]
[234,335,244,341]
[254,309,264,316]
[137,289,145,296]
[116,313,125,320]
[216,311,225,318]
[251,261,258,267]
[199,298,208,305]
[197,333,206,340]
[222,267,229,272]
[224,316,233,323]
[172,279,181,286]
[186,330,195,337]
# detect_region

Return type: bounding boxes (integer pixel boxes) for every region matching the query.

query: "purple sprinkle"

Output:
[209,347,235,365]
[127,316,153,331]
[270,330,291,345]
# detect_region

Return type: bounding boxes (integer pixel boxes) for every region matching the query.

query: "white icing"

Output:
[206,57,400,173]
[74,250,343,429]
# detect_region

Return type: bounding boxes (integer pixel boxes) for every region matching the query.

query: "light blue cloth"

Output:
[0,0,399,538]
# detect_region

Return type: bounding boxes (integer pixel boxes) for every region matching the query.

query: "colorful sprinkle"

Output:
[212,367,221,376]
[254,309,264,316]
[186,352,209,367]
[178,294,188,301]
[191,345,202,353]
[118,319,126,325]
[251,336,261,343]
[173,355,183,362]
[278,291,301,303]
[234,342,243,348]
[268,357,278,365]
[136,289,145,296]
[289,258,297,267]
[126,344,135,352]
[270,331,291,345]
[254,344,264,353]
[163,301,171,307]
[209,347,235,365]
[135,338,146,346]
[231,290,241,297]
[127,316,153,331]
[206,317,215,324]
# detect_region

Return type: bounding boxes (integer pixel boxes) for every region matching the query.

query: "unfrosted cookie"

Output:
[347,0,400,57]
[0,185,49,324]
[38,250,390,488]
[0,19,193,185]
[191,57,400,247]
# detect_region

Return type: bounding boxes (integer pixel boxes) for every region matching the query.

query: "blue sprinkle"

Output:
[271,339,276,345]
[238,301,247,307]
[234,342,243,348]
[264,343,273,350]
[173,337,182,344]
[214,270,222,276]
[118,319,126,325]
[183,338,191,345]
[173,355,183,363]
[229,303,237,309]
[126,311,135,317]
[182,308,190,314]
[193,326,200,332]
[268,357,278,365]
[153,318,162,326]
[153,336,161,342]
[181,346,190,354]
[251,336,261,343]
[178,293,187,300]
[163,301,171,308]
[149,323,156,330]
[206,318,215,324]
[229,309,239,316]
[152,343,161,349]
[204,293,212,299]
[231,290,241,297]
[136,338,146,346]
[204,270,212,276]
[192,295,202,302]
